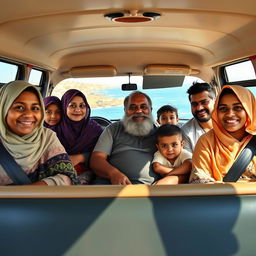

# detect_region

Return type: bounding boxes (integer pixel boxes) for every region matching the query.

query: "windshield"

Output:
[53,76,204,121]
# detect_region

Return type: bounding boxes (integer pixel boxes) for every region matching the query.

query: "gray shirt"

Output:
[93,121,159,184]
[181,118,206,153]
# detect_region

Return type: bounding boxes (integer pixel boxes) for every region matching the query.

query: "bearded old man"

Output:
[90,91,160,185]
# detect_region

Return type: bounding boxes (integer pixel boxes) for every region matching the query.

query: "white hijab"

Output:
[0,81,58,171]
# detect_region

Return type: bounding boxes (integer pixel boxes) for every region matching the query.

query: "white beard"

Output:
[122,112,154,136]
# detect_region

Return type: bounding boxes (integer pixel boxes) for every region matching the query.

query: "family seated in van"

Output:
[43,85,256,185]
[2,82,255,186]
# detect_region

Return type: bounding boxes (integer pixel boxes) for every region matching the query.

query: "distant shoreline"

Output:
[52,80,124,108]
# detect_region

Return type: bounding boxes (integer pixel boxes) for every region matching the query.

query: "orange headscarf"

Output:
[191,85,256,182]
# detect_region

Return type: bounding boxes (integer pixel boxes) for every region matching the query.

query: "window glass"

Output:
[225,61,256,82]
[53,76,203,121]
[246,86,256,96]
[28,69,43,85]
[0,61,18,83]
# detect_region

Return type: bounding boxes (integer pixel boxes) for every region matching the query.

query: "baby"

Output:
[153,124,192,185]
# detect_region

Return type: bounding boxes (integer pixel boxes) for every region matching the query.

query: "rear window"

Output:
[53,76,203,121]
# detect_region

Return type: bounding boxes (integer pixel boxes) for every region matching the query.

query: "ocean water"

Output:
[91,84,256,121]
[91,85,193,121]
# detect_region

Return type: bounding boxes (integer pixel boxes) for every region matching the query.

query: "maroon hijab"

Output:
[43,96,62,129]
[56,89,103,154]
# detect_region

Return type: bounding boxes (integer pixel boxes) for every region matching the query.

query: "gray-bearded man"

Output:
[90,91,159,185]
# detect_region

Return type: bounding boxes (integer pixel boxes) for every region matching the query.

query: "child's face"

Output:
[158,111,178,125]
[217,93,247,138]
[6,91,42,136]
[45,104,61,126]
[156,134,184,163]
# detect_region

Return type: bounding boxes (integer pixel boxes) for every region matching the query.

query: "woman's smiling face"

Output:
[66,96,87,122]
[217,92,247,140]
[6,90,42,136]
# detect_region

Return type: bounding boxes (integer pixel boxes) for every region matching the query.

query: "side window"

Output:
[0,61,18,83]
[224,60,256,82]
[28,68,43,86]
[222,58,256,96]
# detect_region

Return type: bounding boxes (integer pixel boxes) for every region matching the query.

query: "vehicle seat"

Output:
[91,116,112,128]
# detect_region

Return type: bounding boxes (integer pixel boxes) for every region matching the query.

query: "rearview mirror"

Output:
[121,83,137,91]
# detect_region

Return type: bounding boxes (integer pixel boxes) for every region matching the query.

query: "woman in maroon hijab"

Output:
[56,89,103,184]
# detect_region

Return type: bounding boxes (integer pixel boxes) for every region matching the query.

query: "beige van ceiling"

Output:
[0,0,256,82]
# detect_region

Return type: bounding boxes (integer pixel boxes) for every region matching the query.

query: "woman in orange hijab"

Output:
[190,85,256,183]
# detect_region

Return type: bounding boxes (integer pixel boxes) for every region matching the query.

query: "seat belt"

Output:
[0,143,32,185]
[223,135,256,182]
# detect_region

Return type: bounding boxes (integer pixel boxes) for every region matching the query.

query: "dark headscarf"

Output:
[56,89,103,154]
[43,96,62,129]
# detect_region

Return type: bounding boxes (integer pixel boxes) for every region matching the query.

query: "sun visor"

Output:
[63,65,117,78]
[143,75,185,89]
[144,64,199,76]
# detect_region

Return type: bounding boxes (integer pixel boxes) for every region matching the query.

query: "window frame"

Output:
[0,57,49,95]
[0,59,24,85]
[219,57,256,87]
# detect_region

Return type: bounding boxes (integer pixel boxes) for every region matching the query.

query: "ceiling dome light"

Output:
[104,10,161,23]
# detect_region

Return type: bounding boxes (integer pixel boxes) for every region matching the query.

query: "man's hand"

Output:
[110,171,132,185]
[91,151,132,185]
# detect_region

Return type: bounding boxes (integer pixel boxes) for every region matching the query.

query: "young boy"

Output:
[156,105,179,126]
[153,124,192,185]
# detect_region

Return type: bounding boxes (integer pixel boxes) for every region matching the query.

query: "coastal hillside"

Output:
[53,79,123,108]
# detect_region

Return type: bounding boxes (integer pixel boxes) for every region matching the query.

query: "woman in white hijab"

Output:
[0,81,78,185]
